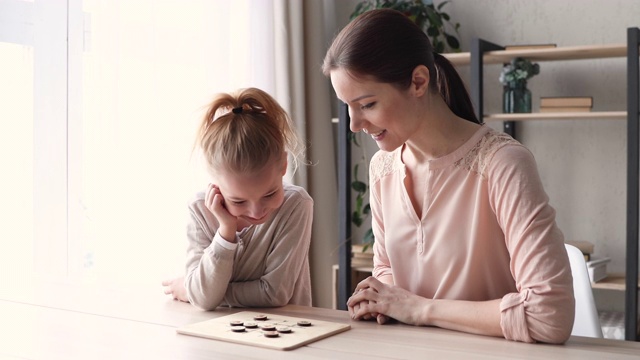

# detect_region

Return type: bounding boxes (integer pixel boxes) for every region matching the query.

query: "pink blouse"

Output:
[369,125,574,343]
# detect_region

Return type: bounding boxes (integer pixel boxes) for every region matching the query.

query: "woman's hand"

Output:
[161,276,189,302]
[348,298,390,324]
[205,183,237,242]
[347,276,428,326]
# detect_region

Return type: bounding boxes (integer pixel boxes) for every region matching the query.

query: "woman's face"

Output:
[330,68,420,152]
[214,158,286,226]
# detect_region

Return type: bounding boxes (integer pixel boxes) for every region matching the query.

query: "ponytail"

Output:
[196,87,305,175]
[433,53,480,124]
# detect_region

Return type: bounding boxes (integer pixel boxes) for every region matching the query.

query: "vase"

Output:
[503,80,532,113]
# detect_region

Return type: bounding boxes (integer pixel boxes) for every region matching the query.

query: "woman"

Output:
[322,9,574,343]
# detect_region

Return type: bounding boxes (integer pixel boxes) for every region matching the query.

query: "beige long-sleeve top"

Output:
[370,125,574,343]
[184,183,313,310]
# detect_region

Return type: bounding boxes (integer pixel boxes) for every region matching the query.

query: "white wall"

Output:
[324,0,640,310]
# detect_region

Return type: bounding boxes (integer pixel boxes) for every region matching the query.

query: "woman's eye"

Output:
[361,102,375,110]
[231,200,245,205]
[264,192,276,198]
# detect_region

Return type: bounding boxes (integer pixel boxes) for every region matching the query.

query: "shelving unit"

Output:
[336,28,640,341]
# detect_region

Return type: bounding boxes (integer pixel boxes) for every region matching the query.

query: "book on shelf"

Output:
[351,244,373,255]
[540,96,593,108]
[586,256,611,283]
[504,43,557,51]
[539,106,592,113]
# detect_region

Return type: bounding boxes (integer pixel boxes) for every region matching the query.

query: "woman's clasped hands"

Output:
[347,276,429,326]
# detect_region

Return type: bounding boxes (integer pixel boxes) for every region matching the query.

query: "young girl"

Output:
[162,87,313,310]
[323,9,574,343]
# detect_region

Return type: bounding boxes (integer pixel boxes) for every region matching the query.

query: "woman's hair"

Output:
[196,87,305,175]
[322,8,479,124]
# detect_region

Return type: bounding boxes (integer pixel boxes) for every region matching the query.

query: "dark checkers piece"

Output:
[260,323,276,331]
[229,320,244,327]
[262,330,279,338]
[296,320,312,327]
[253,314,268,321]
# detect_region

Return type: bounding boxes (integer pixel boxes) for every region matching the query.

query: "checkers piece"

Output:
[276,326,292,333]
[260,323,276,331]
[243,321,258,329]
[262,330,279,338]
[229,320,244,327]
[253,314,268,321]
[230,326,246,332]
[297,320,312,327]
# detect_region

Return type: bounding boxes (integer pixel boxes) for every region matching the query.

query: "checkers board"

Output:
[176,311,351,351]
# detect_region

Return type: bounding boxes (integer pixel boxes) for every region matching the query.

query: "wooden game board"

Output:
[176,311,351,351]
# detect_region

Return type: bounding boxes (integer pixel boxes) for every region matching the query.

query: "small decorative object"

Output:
[499,57,540,113]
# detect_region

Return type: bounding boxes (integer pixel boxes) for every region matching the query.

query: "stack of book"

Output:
[540,96,593,113]
[567,240,610,283]
[586,256,611,283]
[351,244,374,268]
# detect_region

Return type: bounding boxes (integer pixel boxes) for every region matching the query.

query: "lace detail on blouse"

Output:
[454,129,519,179]
[370,151,401,185]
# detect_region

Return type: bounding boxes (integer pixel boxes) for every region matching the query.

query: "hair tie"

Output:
[232,107,243,114]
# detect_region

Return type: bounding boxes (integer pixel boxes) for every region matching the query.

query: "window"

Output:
[1,0,277,291]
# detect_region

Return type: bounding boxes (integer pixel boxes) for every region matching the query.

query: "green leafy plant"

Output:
[350,0,461,53]
[348,0,462,251]
[499,57,540,86]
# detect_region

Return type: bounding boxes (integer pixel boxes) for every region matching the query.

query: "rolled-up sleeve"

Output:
[489,145,575,344]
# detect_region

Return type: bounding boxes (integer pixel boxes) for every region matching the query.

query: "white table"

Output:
[1,281,639,359]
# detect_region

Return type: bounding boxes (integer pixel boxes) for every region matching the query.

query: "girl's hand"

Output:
[347,276,426,325]
[205,183,238,242]
[161,276,189,302]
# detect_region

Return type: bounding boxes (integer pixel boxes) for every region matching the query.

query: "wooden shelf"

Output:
[484,111,627,122]
[592,274,640,291]
[443,44,628,66]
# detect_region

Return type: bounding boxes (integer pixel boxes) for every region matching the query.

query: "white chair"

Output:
[565,244,603,338]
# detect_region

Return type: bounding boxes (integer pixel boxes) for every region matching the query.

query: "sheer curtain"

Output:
[74,0,303,287]
[1,0,338,307]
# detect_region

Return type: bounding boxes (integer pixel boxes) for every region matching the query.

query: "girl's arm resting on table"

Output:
[223,197,313,307]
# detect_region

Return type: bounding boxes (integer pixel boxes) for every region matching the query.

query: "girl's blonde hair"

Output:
[196,87,305,175]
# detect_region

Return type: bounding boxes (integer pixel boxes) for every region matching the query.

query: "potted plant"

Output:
[350,0,461,53]
[499,57,540,113]
[348,0,462,251]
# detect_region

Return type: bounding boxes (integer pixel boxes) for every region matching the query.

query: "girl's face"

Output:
[330,68,422,152]
[214,158,287,226]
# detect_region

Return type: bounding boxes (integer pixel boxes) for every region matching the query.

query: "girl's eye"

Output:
[230,200,245,205]
[264,192,276,198]
[361,102,375,110]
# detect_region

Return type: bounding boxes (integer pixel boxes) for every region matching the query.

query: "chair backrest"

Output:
[565,244,603,338]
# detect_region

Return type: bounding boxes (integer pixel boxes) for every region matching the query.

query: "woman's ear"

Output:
[410,65,430,97]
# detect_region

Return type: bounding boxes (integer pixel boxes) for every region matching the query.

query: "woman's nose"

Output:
[349,109,364,132]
